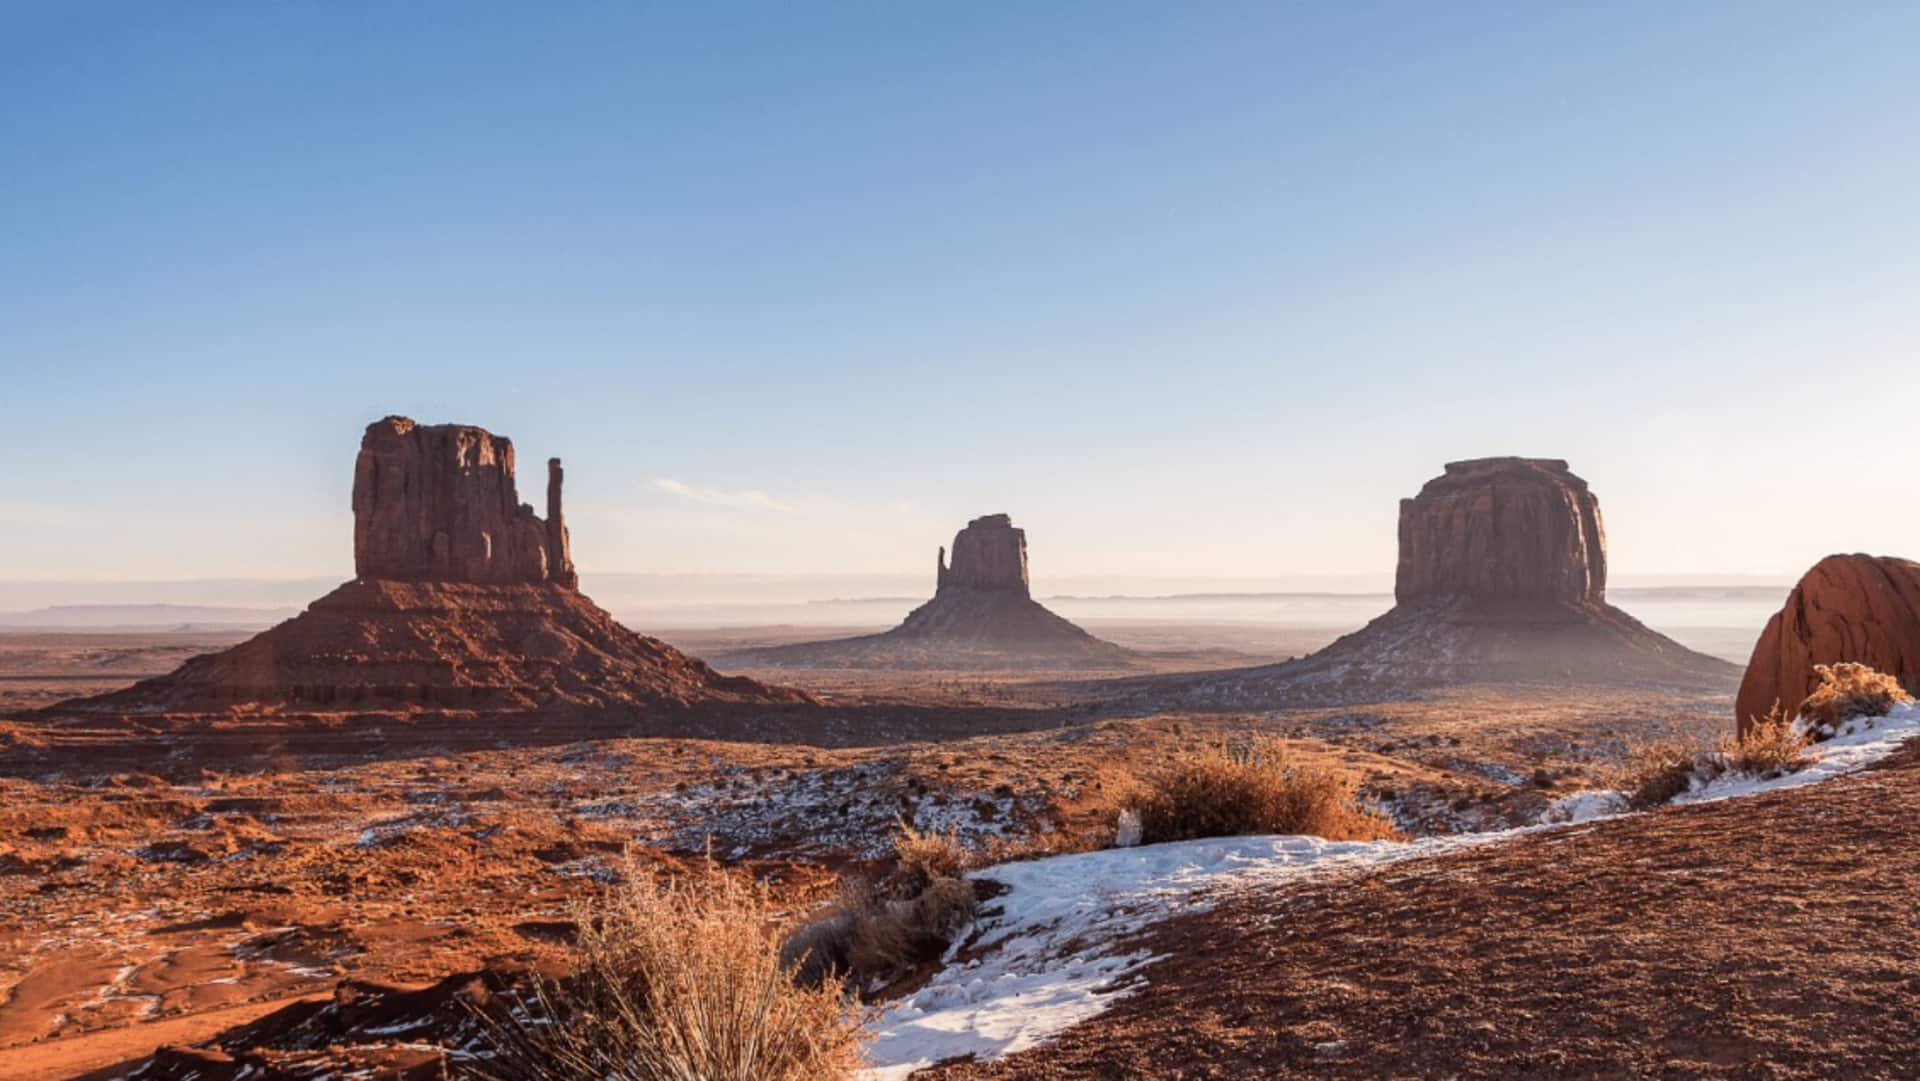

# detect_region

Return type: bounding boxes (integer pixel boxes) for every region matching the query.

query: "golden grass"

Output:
[1129,741,1401,844]
[1622,710,1815,809]
[481,859,865,1081]
[1620,737,1707,810]
[1796,662,1913,736]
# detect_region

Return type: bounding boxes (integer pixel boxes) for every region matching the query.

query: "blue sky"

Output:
[3,2,1917,585]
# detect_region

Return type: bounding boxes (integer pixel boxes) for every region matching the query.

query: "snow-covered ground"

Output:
[861,701,1920,1079]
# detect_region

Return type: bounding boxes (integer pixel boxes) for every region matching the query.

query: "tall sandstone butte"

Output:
[1395,457,1607,607]
[53,416,809,717]
[730,512,1130,669]
[935,513,1031,596]
[1736,554,1920,733]
[352,415,576,587]
[1145,456,1734,708]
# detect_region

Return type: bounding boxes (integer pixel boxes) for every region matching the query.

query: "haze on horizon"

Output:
[5,2,1918,589]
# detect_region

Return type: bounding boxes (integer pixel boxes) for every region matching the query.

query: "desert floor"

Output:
[0,622,1749,1079]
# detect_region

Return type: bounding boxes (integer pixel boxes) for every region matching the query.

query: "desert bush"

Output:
[479,860,864,1081]
[1621,713,1815,809]
[1620,738,1708,810]
[782,869,979,994]
[1719,708,1813,776]
[1130,741,1400,844]
[1795,662,1913,737]
[892,820,973,883]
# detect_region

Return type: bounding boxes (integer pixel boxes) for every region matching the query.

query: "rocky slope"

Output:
[1737,552,1920,732]
[932,739,1920,1080]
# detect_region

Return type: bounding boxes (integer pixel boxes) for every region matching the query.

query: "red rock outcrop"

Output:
[1736,554,1920,733]
[352,416,575,586]
[1396,458,1606,606]
[732,514,1131,670]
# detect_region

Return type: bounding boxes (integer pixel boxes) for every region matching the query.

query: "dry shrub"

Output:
[892,821,973,883]
[1796,662,1913,737]
[783,867,979,994]
[1131,742,1401,844]
[1720,707,1813,776]
[1620,738,1706,810]
[480,860,864,1081]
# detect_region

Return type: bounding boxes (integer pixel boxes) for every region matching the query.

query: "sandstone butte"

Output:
[1148,457,1736,707]
[737,513,1132,669]
[53,417,810,716]
[1736,553,1920,734]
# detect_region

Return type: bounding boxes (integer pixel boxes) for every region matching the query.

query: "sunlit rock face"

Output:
[351,415,575,587]
[1737,554,1920,733]
[1395,457,1606,608]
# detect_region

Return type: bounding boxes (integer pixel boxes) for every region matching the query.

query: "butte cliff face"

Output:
[1143,458,1735,708]
[352,416,575,587]
[1395,458,1606,607]
[731,514,1132,670]
[1736,554,1920,733]
[56,417,806,718]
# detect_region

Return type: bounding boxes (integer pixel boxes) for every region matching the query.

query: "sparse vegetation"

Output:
[1620,737,1709,809]
[479,859,865,1081]
[1127,741,1401,844]
[1795,662,1913,737]
[1622,711,1815,809]
[891,820,974,883]
[1720,708,1814,776]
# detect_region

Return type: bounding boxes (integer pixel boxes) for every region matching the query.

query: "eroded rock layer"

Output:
[1736,554,1920,732]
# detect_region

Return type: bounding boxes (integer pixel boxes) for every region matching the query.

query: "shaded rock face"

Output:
[937,514,1030,596]
[352,416,576,587]
[1396,458,1606,607]
[1737,554,1920,733]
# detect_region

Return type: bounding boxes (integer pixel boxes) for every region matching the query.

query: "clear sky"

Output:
[4,2,1917,587]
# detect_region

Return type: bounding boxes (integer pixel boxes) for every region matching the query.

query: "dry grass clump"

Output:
[1130,741,1401,844]
[1720,708,1813,776]
[781,823,985,994]
[480,860,864,1081]
[892,821,974,883]
[1622,712,1816,809]
[1795,662,1913,737]
[1620,738,1706,810]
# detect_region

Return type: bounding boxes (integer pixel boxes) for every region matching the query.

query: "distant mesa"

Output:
[1736,554,1920,734]
[1143,457,1736,706]
[729,514,1133,670]
[52,416,809,716]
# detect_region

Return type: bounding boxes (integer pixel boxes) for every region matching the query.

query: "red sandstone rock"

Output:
[1736,554,1920,733]
[352,416,573,586]
[1396,457,1606,606]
